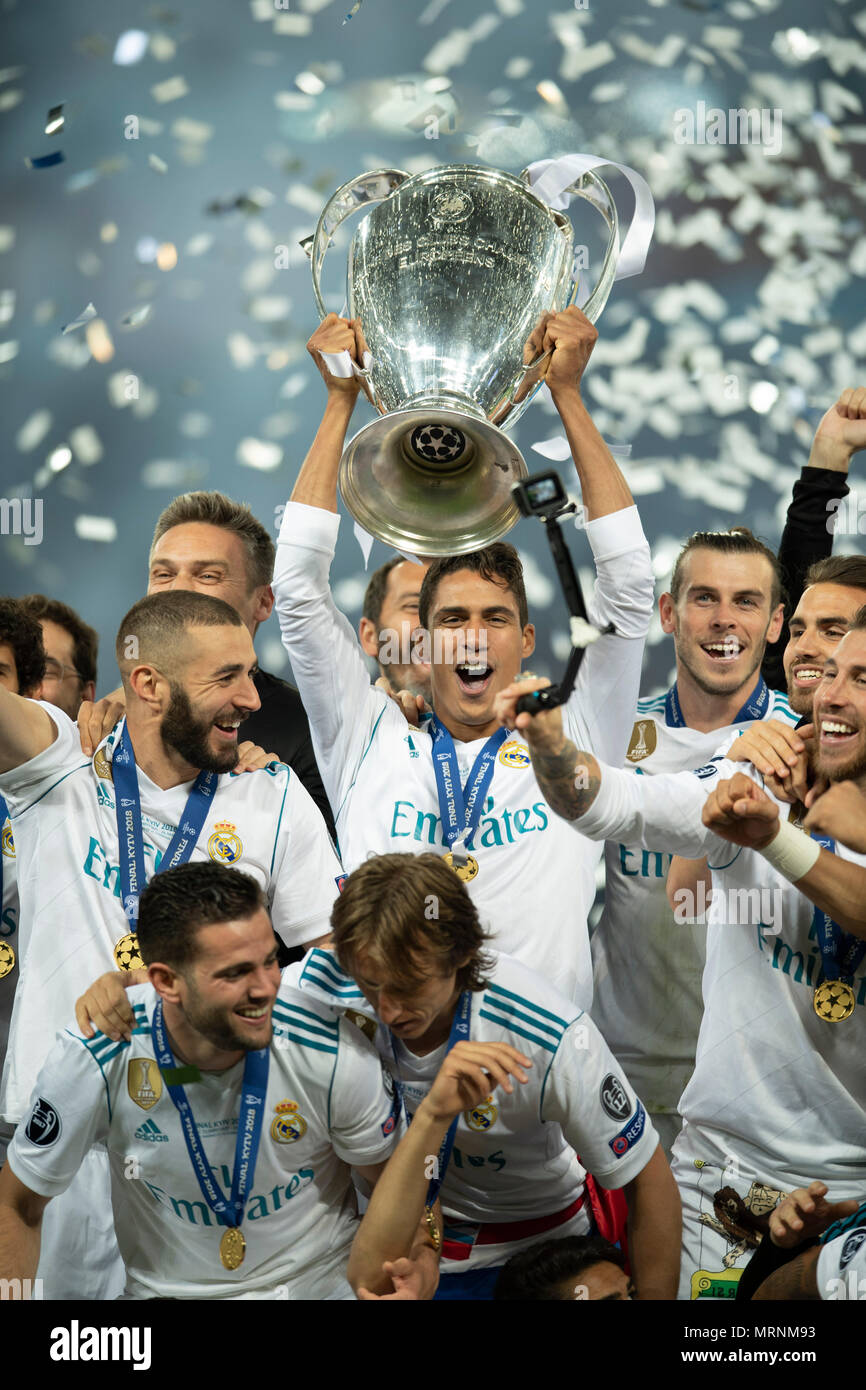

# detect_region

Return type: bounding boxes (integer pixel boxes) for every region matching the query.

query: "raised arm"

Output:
[701,773,866,937]
[348,1041,530,1299]
[494,678,720,859]
[763,387,866,688]
[524,309,654,766]
[0,686,55,774]
[290,315,368,512]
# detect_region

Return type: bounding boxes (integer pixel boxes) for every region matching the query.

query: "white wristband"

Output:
[761,819,822,883]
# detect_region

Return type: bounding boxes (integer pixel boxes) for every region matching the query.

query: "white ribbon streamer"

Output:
[526,153,655,281]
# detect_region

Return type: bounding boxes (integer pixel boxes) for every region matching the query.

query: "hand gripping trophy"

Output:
[303,154,654,555]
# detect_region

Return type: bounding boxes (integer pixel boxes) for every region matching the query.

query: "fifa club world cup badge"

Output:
[128,1058,163,1111]
[626,721,656,763]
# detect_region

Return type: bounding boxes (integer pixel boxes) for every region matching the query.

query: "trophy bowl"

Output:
[306,162,621,555]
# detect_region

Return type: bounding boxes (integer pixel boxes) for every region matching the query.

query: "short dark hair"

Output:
[115,590,245,684]
[493,1235,627,1301]
[847,603,866,634]
[330,852,493,996]
[20,593,98,686]
[363,557,406,629]
[669,529,783,610]
[150,491,275,591]
[418,543,529,630]
[805,555,866,594]
[0,597,46,695]
[136,862,268,971]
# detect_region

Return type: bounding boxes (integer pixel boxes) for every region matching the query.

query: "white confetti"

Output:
[559,40,615,83]
[62,301,97,334]
[148,153,169,174]
[68,425,103,464]
[114,30,149,65]
[618,33,685,67]
[273,14,313,35]
[75,515,117,542]
[237,438,283,470]
[16,411,52,452]
[171,117,214,143]
[150,76,189,104]
[119,304,152,331]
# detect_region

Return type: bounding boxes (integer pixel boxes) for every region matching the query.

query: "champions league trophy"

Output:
[304,156,654,555]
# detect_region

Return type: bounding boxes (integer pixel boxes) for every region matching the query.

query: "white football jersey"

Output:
[273,501,654,1005]
[818,1202,866,1300]
[7,979,402,1299]
[0,804,18,1070]
[291,947,659,1271]
[0,706,343,1124]
[575,756,866,1192]
[592,686,797,1113]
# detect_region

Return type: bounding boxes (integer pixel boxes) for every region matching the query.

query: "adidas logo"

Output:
[134,1119,169,1143]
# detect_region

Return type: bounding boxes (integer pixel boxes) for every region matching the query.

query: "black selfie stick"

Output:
[511,472,615,716]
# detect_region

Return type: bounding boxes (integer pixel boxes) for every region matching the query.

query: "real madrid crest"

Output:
[1,821,14,858]
[498,740,531,770]
[626,720,657,763]
[271,1099,307,1144]
[128,1057,163,1110]
[208,821,243,864]
[464,1094,498,1132]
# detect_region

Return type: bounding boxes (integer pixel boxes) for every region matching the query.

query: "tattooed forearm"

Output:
[530,740,602,822]
[752,1245,820,1301]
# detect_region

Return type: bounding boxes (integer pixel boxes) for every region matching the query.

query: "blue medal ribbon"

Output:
[665,674,770,730]
[151,998,269,1233]
[111,722,217,927]
[0,794,7,911]
[809,834,866,986]
[427,716,508,861]
[388,990,472,1215]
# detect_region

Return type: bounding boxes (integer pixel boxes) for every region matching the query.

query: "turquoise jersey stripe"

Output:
[479,996,563,1042]
[485,982,569,1029]
[478,1009,558,1053]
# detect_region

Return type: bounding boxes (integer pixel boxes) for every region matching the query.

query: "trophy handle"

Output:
[520,166,620,325]
[301,169,410,321]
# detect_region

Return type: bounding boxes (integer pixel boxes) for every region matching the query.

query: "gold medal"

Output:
[443,851,478,883]
[114,932,144,971]
[219,1227,246,1270]
[813,980,856,1023]
[0,942,15,979]
[425,1205,441,1252]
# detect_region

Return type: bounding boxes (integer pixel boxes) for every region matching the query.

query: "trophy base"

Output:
[339,406,528,557]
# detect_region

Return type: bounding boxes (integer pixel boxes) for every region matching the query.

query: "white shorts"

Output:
[671,1122,787,1301]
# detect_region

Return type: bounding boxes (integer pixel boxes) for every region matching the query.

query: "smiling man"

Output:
[494,632,866,1298]
[0,863,405,1300]
[591,529,792,1155]
[0,589,342,1300]
[271,309,654,1003]
[78,491,334,840]
[358,555,431,703]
